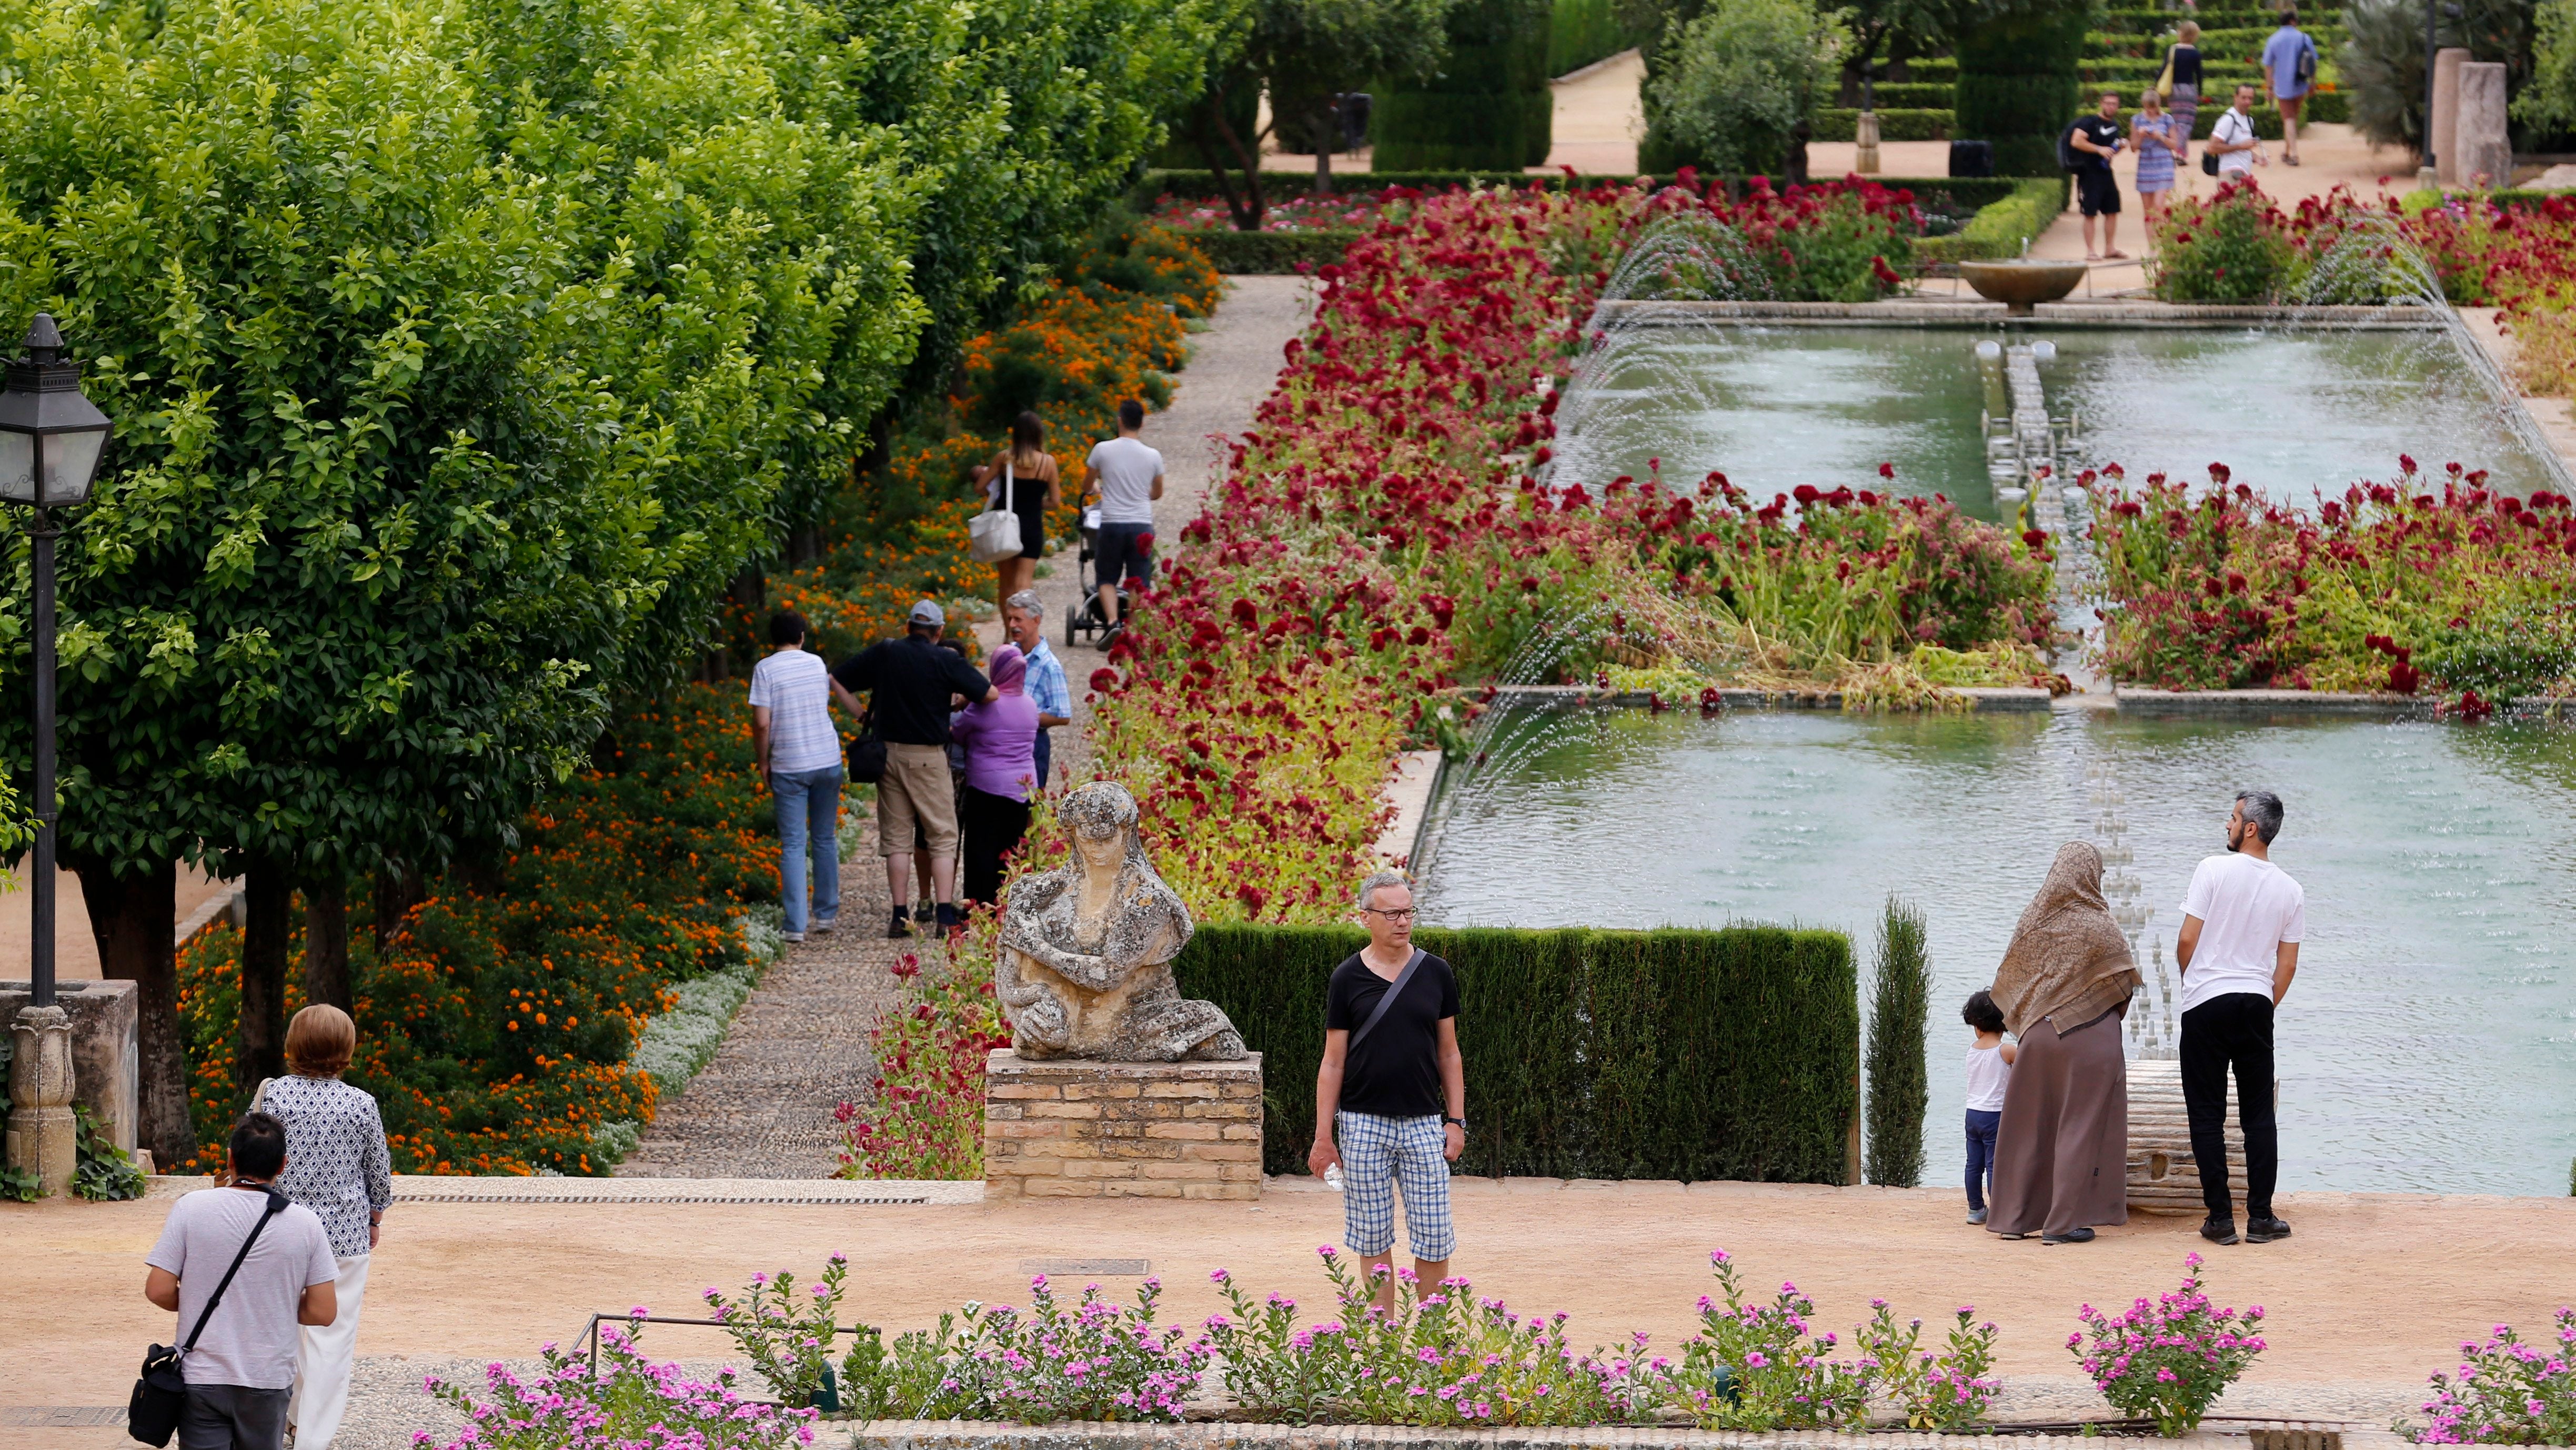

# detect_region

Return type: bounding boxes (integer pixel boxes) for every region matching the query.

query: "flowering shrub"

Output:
[2068,1254,2268,1436]
[705,1256,851,1408]
[1624,173,1923,303]
[2089,461,2576,702]
[419,1320,817,1448]
[1856,1301,2006,1432]
[832,941,1011,1179]
[2408,1308,2576,1445]
[2151,180,2296,303]
[843,1274,1211,1423]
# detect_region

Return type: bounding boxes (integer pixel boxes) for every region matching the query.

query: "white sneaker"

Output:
[782,930,806,943]
[812,918,837,936]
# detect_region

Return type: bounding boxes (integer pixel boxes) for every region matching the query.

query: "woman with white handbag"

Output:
[969,411,1062,614]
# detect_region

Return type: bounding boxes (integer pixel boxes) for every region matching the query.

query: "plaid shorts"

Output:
[1336,1111,1454,1261]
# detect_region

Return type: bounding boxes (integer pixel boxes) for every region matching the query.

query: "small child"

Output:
[1962,990,2016,1225]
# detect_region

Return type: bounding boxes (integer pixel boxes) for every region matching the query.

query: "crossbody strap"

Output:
[182,1187,288,1354]
[1346,949,1426,1051]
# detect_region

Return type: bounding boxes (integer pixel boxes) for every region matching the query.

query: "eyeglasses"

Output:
[1364,908,1417,922]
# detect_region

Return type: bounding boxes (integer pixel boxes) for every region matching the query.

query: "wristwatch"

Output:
[1442,1115,1466,1129]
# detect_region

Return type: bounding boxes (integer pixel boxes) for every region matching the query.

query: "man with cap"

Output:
[834,601,998,938]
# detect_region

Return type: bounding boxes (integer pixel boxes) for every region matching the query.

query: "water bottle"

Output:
[1325,1164,1345,1192]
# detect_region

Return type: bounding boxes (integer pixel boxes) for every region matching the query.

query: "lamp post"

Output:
[0,314,112,1196]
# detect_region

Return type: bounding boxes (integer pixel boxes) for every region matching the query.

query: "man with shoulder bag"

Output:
[136,1112,339,1449]
[2207,83,2267,178]
[1308,870,1466,1316]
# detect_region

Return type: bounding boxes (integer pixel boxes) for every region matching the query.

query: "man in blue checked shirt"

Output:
[1004,591,1071,793]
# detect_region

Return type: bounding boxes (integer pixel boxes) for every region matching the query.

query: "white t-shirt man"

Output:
[2177,852,2305,1011]
[1084,437,1164,526]
[2211,106,2258,176]
[746,648,840,774]
[146,1185,338,1387]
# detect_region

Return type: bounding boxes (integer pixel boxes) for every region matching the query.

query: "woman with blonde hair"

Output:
[970,410,1063,615]
[1982,842,2142,1244]
[258,1004,392,1448]
[2164,21,2205,174]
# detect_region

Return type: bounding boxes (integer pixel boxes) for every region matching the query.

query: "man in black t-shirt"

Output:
[2068,91,2128,261]
[833,600,995,939]
[1309,869,1464,1313]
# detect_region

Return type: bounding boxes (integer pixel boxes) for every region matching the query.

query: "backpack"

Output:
[2057,120,2082,172]
[2293,33,2317,90]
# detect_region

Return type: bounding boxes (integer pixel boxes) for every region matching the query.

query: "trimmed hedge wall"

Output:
[1186,229,1361,273]
[1814,107,1954,142]
[1549,0,1641,78]
[1376,0,1554,170]
[1911,176,2068,264]
[1137,170,2031,209]
[1954,3,2091,176]
[1859,82,1957,108]
[1170,923,1860,1183]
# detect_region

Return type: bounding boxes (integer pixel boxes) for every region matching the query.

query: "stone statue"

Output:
[996,783,1247,1062]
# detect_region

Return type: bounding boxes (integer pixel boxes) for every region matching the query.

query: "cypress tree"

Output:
[1952,0,2090,177]
[1865,897,1933,1188]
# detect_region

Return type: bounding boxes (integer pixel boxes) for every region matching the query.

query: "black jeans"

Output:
[2180,992,2278,1221]
[180,1384,290,1450]
[960,785,1031,907]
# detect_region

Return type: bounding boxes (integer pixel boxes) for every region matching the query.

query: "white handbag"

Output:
[968,460,1023,563]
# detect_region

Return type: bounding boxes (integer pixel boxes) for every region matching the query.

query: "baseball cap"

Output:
[908,599,944,628]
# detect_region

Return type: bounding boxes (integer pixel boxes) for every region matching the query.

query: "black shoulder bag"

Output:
[130,1186,288,1447]
[1346,949,1427,1050]
[847,706,887,785]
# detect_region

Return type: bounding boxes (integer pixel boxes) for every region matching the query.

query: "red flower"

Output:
[1235,883,1269,916]
[2022,529,2049,548]
[1878,462,1895,480]
[1089,667,1121,692]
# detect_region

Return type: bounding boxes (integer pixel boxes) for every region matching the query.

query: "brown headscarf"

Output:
[1990,841,2141,1038]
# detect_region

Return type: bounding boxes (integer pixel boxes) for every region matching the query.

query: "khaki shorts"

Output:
[2276,93,2304,120]
[878,742,960,858]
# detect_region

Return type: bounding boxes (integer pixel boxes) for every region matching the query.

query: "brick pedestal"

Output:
[983,1050,1262,1200]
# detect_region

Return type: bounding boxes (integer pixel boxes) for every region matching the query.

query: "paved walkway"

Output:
[620,275,1314,1183]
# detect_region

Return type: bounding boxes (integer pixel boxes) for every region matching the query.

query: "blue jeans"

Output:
[1965,1108,2002,1212]
[771,764,842,934]
[1033,728,1052,795]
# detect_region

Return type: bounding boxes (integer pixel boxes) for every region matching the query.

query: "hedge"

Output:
[1138,170,2030,208]
[1911,176,2069,264]
[1376,0,1553,170]
[1855,82,1956,108]
[1549,0,1642,78]
[2097,6,2313,31]
[1185,229,1361,273]
[2074,90,2351,130]
[1171,923,1860,1183]
[1813,107,1954,142]
[1955,3,2090,176]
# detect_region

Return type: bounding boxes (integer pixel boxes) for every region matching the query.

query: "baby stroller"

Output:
[1063,506,1141,648]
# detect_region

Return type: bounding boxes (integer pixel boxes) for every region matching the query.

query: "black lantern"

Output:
[0,315,111,1010]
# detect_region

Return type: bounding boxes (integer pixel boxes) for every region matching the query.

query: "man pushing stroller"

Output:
[1081,399,1162,646]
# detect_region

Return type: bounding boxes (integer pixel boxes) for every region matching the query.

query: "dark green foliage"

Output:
[1189,230,1366,273]
[1864,899,1930,1189]
[1911,177,2068,263]
[1952,1,2090,176]
[2349,0,2532,152]
[1375,0,1557,169]
[1857,81,1956,105]
[72,1104,147,1201]
[1552,0,1646,74]
[1812,106,1954,139]
[1140,168,2027,206]
[1172,923,1859,1183]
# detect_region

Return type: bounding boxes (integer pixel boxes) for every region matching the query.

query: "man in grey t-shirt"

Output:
[1080,398,1164,636]
[146,1112,339,1450]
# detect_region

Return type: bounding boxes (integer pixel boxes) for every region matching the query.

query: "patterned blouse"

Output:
[264,1075,394,1258]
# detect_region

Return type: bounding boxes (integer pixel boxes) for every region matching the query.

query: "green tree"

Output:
[1950,0,2088,178]
[1373,0,1556,170]
[1864,897,1931,1189]
[1646,0,1845,175]
[1845,0,1947,113]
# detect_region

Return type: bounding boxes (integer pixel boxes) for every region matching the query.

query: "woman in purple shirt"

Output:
[954,643,1041,907]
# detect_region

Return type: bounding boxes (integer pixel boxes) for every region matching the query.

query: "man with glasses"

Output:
[1307,870,1465,1314]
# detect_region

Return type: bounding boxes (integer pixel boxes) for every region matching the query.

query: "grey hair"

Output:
[1004,589,1042,616]
[2235,790,2286,844]
[1356,869,1412,911]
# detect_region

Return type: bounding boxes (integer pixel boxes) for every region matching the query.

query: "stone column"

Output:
[2458,62,2514,188]
[8,1005,78,1195]
[1854,111,1882,175]
[2432,47,2470,186]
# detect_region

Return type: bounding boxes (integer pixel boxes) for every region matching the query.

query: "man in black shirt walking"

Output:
[1307,869,1465,1314]
[2068,90,2128,261]
[833,600,995,938]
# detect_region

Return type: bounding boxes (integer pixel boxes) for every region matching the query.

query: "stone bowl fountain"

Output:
[1958,259,2089,315]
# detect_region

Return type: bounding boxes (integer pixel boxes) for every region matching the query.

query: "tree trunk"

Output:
[371,861,423,951]
[238,862,293,1094]
[72,856,195,1167]
[304,873,351,1013]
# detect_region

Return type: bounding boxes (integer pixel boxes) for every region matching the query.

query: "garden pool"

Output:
[1416,704,2576,1196]
[1551,324,2563,518]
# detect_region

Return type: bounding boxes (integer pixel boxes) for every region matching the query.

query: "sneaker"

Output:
[2040,1227,2096,1245]
[887,909,912,940]
[782,930,806,944]
[811,917,837,937]
[2246,1215,2293,1243]
[1966,1207,1989,1225]
[2200,1216,2240,1245]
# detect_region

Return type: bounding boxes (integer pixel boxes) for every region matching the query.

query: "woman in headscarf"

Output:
[1985,840,2142,1243]
[952,643,1040,908]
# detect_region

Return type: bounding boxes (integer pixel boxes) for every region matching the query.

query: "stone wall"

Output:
[983,1050,1262,1200]
[0,979,138,1155]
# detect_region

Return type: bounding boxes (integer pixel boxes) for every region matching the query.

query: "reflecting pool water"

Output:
[1553,325,2563,519]
[1418,704,2576,1195]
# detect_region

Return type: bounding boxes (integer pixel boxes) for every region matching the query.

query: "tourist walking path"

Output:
[617,275,1312,1182]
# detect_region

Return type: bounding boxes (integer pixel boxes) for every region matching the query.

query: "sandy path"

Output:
[10,1179,2572,1445]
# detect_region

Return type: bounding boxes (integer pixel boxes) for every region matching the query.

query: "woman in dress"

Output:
[263,1004,393,1449]
[2132,88,2182,232]
[970,411,1062,615]
[2165,21,2203,177]
[1984,841,2141,1244]
[953,643,1041,908]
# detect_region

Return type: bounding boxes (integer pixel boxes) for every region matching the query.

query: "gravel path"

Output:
[615,274,1314,1183]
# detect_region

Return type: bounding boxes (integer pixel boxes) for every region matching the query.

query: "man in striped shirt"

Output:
[1005,590,1070,793]
[748,610,860,941]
